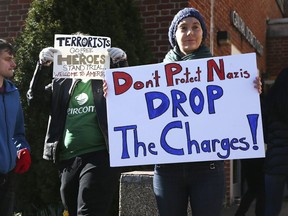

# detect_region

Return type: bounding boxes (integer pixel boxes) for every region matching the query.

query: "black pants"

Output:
[58,151,121,216]
[0,172,16,216]
[235,158,265,216]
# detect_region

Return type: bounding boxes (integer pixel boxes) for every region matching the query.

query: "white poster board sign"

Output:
[53,34,111,79]
[105,53,265,167]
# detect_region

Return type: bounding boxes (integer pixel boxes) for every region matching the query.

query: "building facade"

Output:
[1,0,288,205]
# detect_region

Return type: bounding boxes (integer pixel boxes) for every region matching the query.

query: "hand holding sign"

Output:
[108,47,127,63]
[39,47,59,65]
[254,76,262,94]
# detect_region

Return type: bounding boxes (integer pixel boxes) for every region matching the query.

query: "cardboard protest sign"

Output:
[105,53,265,167]
[53,34,110,79]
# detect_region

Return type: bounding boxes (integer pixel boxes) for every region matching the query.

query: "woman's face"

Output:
[175,17,203,55]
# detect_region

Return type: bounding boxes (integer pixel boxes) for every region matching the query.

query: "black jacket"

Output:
[27,60,128,163]
[263,116,288,175]
[262,93,288,175]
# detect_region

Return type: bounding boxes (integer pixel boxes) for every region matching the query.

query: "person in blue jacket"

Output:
[0,39,31,216]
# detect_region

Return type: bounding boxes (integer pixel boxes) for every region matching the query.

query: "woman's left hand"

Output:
[254,76,262,94]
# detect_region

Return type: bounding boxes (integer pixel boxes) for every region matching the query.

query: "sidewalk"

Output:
[222,199,288,216]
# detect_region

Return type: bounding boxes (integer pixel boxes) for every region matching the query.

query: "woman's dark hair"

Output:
[0,39,15,55]
[265,67,288,122]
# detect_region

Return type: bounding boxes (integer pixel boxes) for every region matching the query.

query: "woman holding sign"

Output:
[152,7,262,216]
[27,34,128,216]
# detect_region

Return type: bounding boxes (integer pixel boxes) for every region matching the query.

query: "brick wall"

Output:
[0,0,31,42]
[267,37,288,78]
[133,0,284,74]
[266,17,288,79]
[133,0,189,63]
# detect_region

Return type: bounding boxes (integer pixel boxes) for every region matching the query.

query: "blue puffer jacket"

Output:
[0,79,30,174]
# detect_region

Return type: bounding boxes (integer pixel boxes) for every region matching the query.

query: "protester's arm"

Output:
[26,47,58,107]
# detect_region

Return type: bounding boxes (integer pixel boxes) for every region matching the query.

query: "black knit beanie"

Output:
[168,7,207,47]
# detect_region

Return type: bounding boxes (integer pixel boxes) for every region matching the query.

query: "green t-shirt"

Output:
[59,80,106,160]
